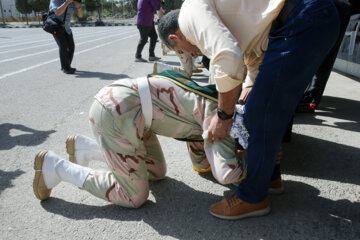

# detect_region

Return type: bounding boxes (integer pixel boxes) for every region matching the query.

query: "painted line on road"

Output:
[0,29,137,63]
[0,28,118,45]
[0,28,135,55]
[0,27,133,49]
[0,33,138,80]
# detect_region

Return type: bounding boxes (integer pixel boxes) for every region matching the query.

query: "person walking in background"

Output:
[49,0,83,74]
[135,0,162,62]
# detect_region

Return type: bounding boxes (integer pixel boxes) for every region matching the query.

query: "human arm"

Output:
[54,0,73,16]
[150,0,160,10]
[238,53,263,104]
[179,0,246,142]
[207,84,241,144]
[73,0,83,18]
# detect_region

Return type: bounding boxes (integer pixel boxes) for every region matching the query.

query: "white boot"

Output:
[33,150,62,200]
[55,160,91,188]
[153,61,173,73]
[66,135,103,167]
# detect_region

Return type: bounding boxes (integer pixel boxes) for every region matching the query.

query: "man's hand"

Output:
[238,86,252,105]
[207,115,232,144]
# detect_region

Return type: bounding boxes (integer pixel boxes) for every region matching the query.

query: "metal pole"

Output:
[0,0,6,25]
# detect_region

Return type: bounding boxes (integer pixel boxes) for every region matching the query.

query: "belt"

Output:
[272,0,301,29]
[136,77,153,128]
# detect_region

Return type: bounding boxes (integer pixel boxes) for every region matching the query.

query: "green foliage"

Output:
[163,0,183,11]
[28,0,48,13]
[85,0,102,21]
[85,0,100,12]
[15,0,32,14]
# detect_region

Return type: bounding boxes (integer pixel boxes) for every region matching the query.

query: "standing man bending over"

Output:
[158,0,340,219]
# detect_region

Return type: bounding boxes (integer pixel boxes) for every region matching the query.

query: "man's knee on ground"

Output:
[212,167,245,185]
[109,182,150,208]
[214,174,236,185]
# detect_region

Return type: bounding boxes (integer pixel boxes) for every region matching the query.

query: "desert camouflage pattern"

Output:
[82,75,246,208]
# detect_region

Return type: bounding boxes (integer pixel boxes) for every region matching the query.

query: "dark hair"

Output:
[157,9,180,48]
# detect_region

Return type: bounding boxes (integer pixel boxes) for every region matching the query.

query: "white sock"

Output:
[55,159,92,188]
[42,151,62,189]
[75,135,104,166]
[76,151,103,167]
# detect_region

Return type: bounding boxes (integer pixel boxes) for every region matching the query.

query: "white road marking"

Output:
[0,33,138,80]
[0,29,137,63]
[0,28,120,54]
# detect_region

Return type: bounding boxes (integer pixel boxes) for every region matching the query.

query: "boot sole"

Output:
[192,69,203,73]
[33,150,51,200]
[153,62,158,73]
[209,205,271,220]
[268,186,285,195]
[66,135,77,163]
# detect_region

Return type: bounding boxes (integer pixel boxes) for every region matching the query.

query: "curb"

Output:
[1,23,137,28]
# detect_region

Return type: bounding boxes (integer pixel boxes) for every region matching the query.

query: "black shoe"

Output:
[63,68,75,74]
[135,57,147,62]
[296,103,317,113]
[149,56,161,61]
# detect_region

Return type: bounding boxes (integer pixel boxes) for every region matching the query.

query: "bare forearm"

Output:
[76,7,83,18]
[74,1,83,18]
[218,84,242,114]
[55,0,73,16]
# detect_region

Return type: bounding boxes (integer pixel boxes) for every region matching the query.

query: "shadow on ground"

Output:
[40,178,359,239]
[294,95,360,132]
[283,133,360,185]
[74,71,130,81]
[0,169,25,195]
[0,123,55,150]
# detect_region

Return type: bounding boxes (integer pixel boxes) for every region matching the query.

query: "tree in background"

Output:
[163,0,182,11]
[15,0,32,24]
[85,0,102,22]
[28,0,48,23]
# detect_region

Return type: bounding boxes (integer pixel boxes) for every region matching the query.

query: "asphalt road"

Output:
[0,27,359,240]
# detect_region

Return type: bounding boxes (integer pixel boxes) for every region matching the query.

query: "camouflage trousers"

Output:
[82,76,246,208]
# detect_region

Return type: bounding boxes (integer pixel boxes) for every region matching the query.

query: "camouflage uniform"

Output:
[83,72,246,208]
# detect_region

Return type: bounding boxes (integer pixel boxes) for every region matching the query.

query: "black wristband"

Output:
[217,108,234,120]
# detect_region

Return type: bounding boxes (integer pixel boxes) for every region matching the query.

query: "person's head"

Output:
[158,9,201,58]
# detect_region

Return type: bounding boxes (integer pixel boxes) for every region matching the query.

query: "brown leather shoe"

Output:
[210,194,270,220]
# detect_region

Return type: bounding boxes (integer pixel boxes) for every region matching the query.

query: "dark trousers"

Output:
[283,0,351,144]
[53,31,75,70]
[236,0,340,203]
[301,0,352,106]
[135,24,158,58]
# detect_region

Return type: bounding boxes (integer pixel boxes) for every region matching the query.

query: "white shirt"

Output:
[179,0,285,92]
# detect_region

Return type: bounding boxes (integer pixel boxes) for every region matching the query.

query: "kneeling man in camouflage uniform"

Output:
[33,70,247,208]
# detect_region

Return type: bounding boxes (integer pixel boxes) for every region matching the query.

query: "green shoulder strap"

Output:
[148,70,218,142]
[148,70,218,102]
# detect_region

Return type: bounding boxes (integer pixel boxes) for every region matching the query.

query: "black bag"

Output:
[42,8,68,35]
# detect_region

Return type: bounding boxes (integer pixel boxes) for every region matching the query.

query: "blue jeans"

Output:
[237,0,340,203]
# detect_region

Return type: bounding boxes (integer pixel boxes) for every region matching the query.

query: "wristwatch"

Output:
[217,108,234,120]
